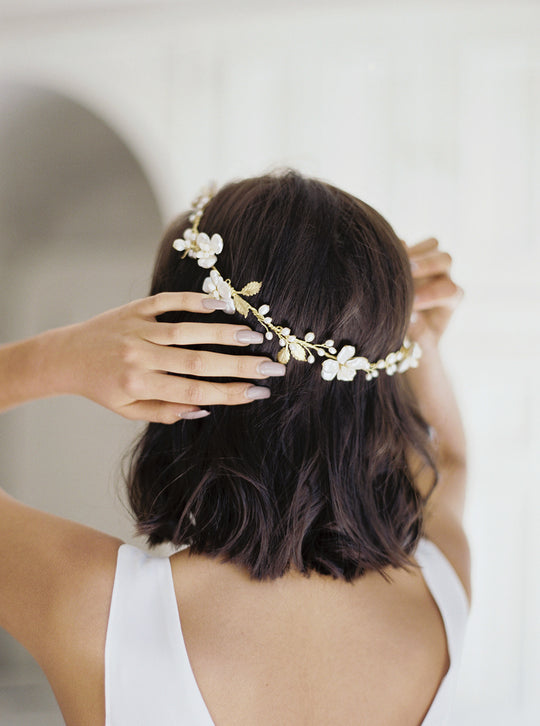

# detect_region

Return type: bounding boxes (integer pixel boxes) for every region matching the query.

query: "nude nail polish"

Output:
[257,361,286,377]
[236,330,264,344]
[245,386,271,400]
[181,410,211,420]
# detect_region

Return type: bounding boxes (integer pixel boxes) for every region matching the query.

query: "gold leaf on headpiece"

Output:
[290,342,307,361]
[234,296,250,317]
[239,281,262,296]
[277,347,290,364]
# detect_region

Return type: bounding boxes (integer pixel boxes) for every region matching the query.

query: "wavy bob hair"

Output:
[126,170,436,582]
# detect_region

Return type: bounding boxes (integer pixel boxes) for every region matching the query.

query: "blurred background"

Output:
[0,1,538,724]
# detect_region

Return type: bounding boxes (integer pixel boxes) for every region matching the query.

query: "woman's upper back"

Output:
[104,539,469,726]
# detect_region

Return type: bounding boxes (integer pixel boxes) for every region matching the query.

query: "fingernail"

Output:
[410,261,419,272]
[245,385,271,400]
[202,298,227,310]
[236,329,264,344]
[410,312,418,324]
[257,361,286,377]
[180,410,211,420]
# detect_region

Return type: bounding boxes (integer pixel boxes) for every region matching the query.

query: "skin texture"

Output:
[0,239,470,725]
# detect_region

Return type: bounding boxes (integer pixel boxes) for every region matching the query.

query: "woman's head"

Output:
[127,170,436,581]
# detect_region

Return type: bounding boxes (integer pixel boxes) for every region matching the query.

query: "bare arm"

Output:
[0,334,54,413]
[404,238,471,600]
[0,291,284,713]
[406,343,467,520]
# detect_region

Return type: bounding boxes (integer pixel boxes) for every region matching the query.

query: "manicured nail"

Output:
[236,329,264,344]
[245,385,271,400]
[180,410,211,420]
[410,260,419,272]
[410,312,418,324]
[202,298,227,310]
[257,361,286,377]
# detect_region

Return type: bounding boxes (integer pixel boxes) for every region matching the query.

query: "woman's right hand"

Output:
[50,292,285,423]
[405,237,464,349]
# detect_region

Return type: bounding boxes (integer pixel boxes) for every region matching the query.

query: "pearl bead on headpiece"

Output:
[172,187,421,382]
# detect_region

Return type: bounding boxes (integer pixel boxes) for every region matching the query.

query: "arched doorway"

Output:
[0,82,163,724]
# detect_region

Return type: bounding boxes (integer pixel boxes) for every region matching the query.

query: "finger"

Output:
[144,344,285,380]
[410,251,453,278]
[413,277,463,311]
[135,292,225,318]
[141,321,264,348]
[406,237,439,256]
[139,373,271,406]
[120,401,210,424]
[145,344,285,380]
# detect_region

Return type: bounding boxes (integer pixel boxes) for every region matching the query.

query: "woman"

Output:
[0,170,469,725]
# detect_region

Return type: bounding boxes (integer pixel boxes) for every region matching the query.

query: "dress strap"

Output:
[415,538,469,664]
[415,538,470,725]
[105,544,214,726]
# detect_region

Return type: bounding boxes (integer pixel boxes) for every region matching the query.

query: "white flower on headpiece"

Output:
[202,269,235,313]
[172,230,223,269]
[172,229,196,254]
[194,232,223,269]
[321,345,370,382]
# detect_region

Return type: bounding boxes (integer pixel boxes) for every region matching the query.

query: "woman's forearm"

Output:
[0,330,63,414]
[404,237,468,518]
[406,342,467,468]
[405,340,468,521]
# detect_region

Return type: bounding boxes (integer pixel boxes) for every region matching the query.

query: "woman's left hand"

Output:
[405,237,464,349]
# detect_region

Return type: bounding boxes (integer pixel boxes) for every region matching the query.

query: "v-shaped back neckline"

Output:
[163,539,468,726]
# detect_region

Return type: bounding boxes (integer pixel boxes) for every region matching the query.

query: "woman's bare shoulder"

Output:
[0,489,122,725]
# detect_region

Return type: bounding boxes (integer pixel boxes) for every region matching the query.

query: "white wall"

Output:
[0,1,539,724]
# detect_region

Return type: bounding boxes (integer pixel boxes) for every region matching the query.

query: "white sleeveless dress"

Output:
[105,538,469,725]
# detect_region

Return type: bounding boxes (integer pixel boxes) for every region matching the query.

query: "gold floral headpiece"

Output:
[172,188,421,382]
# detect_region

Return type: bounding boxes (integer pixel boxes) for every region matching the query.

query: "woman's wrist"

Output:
[34,325,80,398]
[405,338,466,468]
[0,328,68,413]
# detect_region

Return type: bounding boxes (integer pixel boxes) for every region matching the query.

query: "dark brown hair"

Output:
[126,170,436,581]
